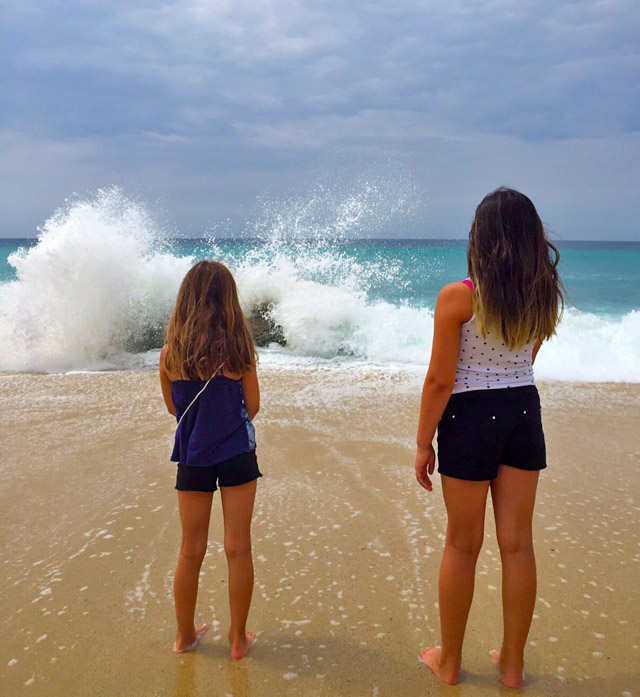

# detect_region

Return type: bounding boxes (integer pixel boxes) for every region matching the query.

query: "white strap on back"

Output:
[175,362,225,430]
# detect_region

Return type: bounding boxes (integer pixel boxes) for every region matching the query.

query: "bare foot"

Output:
[490,649,525,689]
[174,623,209,654]
[418,646,459,685]
[229,631,257,660]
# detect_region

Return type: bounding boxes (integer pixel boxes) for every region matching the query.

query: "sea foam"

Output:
[1,188,638,381]
[1,189,192,372]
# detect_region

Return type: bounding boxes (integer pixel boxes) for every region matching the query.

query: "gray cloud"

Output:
[1,0,639,238]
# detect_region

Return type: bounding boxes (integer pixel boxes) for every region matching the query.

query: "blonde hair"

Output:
[165,261,256,380]
[468,188,565,349]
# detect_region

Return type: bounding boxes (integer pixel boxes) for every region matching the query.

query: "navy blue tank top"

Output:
[170,376,256,467]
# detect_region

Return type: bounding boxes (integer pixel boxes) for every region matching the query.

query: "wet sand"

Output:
[1,367,639,696]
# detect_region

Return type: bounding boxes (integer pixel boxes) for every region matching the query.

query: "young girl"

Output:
[415,188,564,689]
[159,260,261,660]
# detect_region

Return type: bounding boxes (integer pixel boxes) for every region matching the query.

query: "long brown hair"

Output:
[165,261,257,380]
[468,188,565,349]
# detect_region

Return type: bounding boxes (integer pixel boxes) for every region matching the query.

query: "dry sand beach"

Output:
[1,367,639,697]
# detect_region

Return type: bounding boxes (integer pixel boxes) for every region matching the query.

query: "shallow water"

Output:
[1,369,639,696]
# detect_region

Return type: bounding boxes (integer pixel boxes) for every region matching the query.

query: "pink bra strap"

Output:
[462,278,474,291]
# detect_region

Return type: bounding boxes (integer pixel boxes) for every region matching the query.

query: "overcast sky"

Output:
[1,0,639,239]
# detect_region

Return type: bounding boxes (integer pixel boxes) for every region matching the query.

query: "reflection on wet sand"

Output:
[1,370,639,696]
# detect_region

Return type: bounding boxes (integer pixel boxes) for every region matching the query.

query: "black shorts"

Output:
[176,450,262,493]
[437,386,546,482]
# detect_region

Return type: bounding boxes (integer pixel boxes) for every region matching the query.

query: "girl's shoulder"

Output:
[438,280,474,302]
[440,279,473,291]
[436,282,474,323]
[161,344,253,383]
[160,345,180,382]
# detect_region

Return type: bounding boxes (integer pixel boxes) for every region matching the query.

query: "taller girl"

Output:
[415,188,564,688]
[160,261,261,659]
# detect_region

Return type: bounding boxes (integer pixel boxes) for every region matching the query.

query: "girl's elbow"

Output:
[425,374,455,393]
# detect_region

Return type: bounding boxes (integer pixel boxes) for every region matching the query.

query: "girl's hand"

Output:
[415,445,436,491]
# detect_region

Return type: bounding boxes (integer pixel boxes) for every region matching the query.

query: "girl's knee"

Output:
[496,527,534,555]
[180,539,208,564]
[446,527,484,557]
[224,537,251,559]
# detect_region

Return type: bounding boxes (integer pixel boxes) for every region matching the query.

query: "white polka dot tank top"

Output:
[452,281,536,394]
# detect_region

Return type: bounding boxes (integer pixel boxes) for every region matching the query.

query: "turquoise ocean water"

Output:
[1,190,638,379]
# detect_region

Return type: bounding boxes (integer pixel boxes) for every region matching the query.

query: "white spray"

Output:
[1,185,638,380]
[0,188,192,372]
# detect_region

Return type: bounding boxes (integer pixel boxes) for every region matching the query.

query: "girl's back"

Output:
[415,187,564,689]
[160,260,260,660]
[452,283,536,394]
[171,375,256,466]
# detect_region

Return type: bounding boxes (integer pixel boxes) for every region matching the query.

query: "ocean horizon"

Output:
[1,191,638,379]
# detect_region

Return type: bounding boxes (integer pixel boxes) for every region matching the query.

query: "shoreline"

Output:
[1,368,638,696]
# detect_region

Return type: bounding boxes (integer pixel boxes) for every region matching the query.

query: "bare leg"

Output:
[174,490,213,652]
[490,465,539,689]
[220,479,258,660]
[420,475,490,684]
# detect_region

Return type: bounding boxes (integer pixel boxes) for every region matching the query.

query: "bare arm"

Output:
[532,339,542,365]
[159,345,177,416]
[415,283,471,491]
[241,366,260,421]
